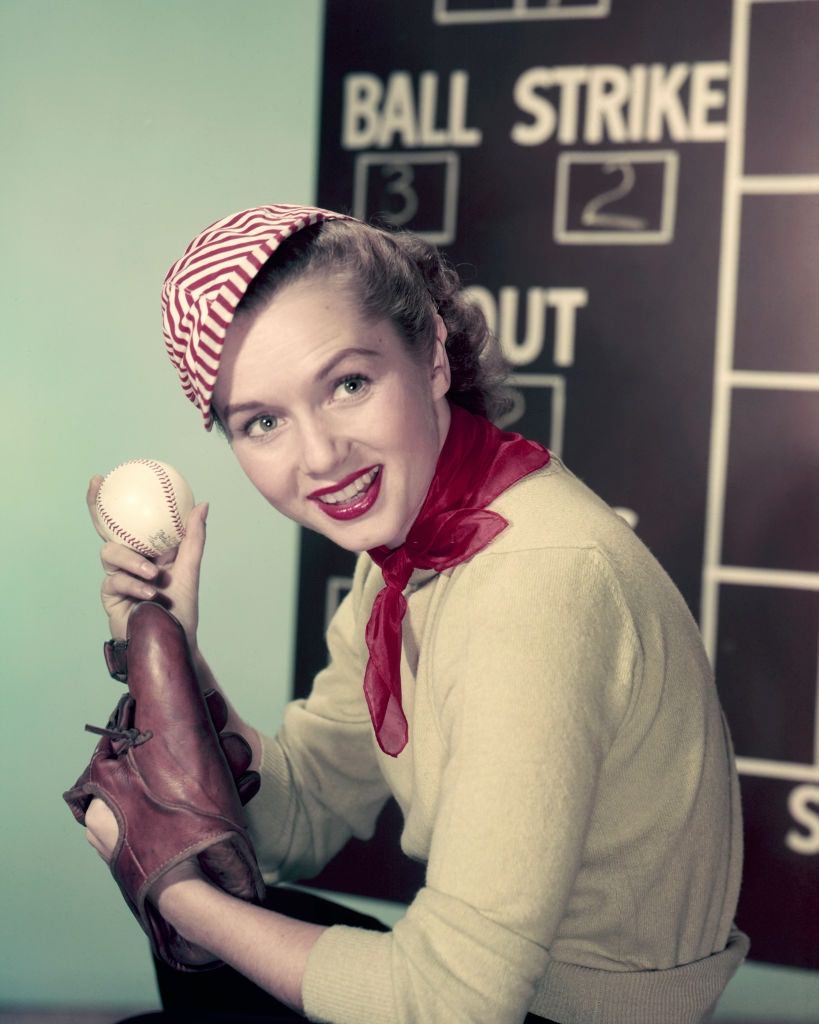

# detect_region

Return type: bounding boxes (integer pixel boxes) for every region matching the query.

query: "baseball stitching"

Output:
[134,459,187,538]
[95,501,157,558]
[97,460,187,557]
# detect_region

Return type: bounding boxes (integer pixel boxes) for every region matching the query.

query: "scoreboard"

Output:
[292,0,819,968]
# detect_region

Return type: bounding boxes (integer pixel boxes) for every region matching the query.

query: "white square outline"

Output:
[324,575,354,635]
[502,373,566,457]
[708,576,819,784]
[554,150,679,245]
[353,151,460,245]
[434,0,611,24]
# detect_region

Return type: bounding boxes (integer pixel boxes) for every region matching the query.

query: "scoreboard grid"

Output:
[700,0,819,786]
[306,0,818,963]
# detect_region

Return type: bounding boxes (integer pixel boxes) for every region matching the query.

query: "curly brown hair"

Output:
[232,219,511,421]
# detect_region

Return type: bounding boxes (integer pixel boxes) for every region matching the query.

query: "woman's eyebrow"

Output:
[220,347,383,422]
[221,399,266,422]
[315,347,382,381]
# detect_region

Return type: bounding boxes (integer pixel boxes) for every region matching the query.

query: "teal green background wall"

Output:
[1,1,817,1019]
[1,0,327,1010]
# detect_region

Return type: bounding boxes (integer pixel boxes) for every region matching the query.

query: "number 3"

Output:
[380,163,419,227]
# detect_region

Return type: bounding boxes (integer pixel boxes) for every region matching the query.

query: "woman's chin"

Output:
[314,513,404,553]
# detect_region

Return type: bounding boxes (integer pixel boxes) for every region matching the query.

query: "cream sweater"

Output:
[245,458,749,1024]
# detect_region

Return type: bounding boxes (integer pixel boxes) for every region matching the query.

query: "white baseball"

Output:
[96,459,195,559]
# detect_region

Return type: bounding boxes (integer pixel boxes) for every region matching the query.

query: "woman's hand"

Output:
[84,797,120,862]
[86,475,208,649]
[85,797,203,897]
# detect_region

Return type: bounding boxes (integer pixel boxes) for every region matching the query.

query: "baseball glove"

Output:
[63,601,266,971]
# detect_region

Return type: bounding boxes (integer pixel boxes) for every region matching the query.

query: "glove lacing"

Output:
[83,692,154,751]
[84,722,154,749]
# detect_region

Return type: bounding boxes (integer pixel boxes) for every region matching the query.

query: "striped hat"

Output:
[161,204,354,429]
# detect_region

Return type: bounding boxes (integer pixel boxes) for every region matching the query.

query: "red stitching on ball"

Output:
[95,499,157,557]
[133,459,187,538]
[97,459,187,556]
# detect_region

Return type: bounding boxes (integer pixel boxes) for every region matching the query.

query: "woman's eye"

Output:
[246,414,278,437]
[335,374,369,398]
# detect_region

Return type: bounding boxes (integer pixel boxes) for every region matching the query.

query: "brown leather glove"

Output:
[63,601,266,971]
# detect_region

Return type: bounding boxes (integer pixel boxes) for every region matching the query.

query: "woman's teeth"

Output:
[318,468,379,505]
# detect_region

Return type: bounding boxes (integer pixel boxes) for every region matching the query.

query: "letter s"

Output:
[785,784,819,855]
[511,68,557,146]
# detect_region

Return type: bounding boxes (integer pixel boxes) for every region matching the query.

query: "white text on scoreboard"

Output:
[342,63,729,151]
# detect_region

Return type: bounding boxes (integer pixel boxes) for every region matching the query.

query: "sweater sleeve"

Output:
[243,554,391,882]
[301,546,639,1024]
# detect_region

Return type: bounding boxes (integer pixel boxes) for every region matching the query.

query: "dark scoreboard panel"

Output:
[292,0,819,968]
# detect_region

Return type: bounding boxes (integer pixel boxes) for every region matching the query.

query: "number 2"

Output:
[581,162,647,231]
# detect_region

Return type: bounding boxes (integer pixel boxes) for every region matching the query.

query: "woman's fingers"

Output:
[85,798,119,862]
[174,502,209,580]
[97,540,160,638]
[102,569,158,602]
[99,541,159,582]
[148,503,208,646]
[85,829,109,861]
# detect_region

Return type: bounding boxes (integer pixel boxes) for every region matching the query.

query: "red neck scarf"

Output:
[365,403,550,756]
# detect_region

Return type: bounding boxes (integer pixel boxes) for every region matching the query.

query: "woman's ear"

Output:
[431,314,451,398]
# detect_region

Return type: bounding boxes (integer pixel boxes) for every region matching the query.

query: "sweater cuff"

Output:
[302,925,395,1024]
[243,731,294,878]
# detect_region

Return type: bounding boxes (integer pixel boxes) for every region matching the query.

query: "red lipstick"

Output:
[308,466,382,522]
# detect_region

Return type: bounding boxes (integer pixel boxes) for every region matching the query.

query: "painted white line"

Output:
[727,371,819,390]
[706,566,819,590]
[737,757,819,783]
[700,0,752,660]
[741,175,819,194]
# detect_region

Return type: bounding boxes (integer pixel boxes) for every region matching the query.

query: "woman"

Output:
[83,204,749,1024]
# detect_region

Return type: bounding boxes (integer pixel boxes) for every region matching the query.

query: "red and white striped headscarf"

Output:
[161,204,354,429]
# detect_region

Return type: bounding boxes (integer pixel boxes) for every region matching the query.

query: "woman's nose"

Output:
[298,417,346,477]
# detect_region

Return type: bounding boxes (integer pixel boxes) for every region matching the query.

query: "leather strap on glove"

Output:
[64,602,266,971]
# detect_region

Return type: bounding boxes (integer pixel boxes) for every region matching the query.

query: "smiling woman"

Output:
[214,275,451,552]
[72,204,749,1024]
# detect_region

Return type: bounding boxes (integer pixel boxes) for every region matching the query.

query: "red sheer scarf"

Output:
[365,403,550,756]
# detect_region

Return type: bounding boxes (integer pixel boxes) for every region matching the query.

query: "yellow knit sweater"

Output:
[246,458,749,1024]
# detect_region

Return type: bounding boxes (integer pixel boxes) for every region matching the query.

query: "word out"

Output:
[464,286,588,367]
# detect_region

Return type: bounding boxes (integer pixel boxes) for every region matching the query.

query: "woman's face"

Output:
[213,275,451,552]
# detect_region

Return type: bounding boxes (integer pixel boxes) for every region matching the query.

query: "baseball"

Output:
[96,459,195,559]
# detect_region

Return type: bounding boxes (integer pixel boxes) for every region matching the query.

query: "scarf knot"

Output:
[364,404,550,756]
[377,546,415,591]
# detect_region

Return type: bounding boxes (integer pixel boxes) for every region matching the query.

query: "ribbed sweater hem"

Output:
[301,926,749,1024]
[529,929,750,1024]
